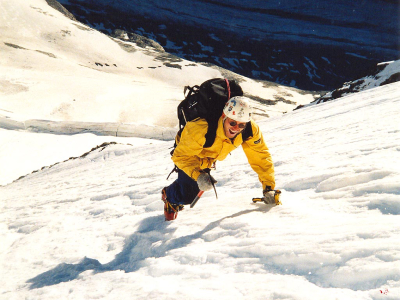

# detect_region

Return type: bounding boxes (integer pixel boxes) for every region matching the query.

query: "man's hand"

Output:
[197,173,217,191]
[263,189,276,204]
[263,186,282,205]
[253,188,282,205]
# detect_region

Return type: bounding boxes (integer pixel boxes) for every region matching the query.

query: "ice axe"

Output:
[190,172,217,208]
[190,190,204,208]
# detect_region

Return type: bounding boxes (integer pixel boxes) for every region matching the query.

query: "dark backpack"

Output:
[174,78,253,150]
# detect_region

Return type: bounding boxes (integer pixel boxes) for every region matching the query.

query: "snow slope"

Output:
[0,0,316,185]
[1,81,400,300]
[0,0,316,135]
[1,0,400,299]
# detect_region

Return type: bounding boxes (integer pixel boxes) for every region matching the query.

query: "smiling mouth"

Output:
[229,129,239,135]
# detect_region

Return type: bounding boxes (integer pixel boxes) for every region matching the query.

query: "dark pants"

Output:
[166,168,200,205]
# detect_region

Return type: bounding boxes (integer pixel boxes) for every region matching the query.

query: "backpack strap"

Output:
[184,85,200,98]
[224,78,231,100]
[203,79,231,148]
[203,120,218,148]
[241,121,253,141]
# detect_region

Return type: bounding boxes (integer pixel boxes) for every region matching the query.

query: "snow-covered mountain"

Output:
[57,0,400,91]
[1,0,400,299]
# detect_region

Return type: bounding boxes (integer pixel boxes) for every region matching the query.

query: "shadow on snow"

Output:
[27,207,270,289]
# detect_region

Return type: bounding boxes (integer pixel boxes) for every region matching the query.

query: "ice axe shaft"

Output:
[211,179,218,199]
[191,172,218,208]
[205,170,218,199]
[190,190,204,208]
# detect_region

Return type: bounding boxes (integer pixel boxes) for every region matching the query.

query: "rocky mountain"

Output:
[312,59,400,104]
[57,0,399,91]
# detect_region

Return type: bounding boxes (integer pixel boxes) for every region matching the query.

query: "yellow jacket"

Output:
[172,117,275,190]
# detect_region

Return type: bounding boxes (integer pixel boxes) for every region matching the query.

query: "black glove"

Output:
[197,173,217,191]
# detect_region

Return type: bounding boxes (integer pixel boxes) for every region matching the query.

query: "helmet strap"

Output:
[221,113,228,124]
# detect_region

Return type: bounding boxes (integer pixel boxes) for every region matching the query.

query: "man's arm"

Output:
[242,121,275,190]
[172,119,209,181]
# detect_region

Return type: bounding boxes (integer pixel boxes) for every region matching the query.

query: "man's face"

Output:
[223,117,247,139]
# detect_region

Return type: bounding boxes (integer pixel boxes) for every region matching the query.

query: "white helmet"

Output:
[223,96,252,122]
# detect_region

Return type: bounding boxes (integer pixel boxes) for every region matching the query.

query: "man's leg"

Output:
[165,168,200,205]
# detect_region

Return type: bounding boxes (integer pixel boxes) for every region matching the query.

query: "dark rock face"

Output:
[57,0,399,91]
[112,29,165,52]
[45,0,77,21]
[381,73,400,86]
[314,61,400,104]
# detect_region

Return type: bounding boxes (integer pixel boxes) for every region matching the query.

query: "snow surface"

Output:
[1,0,400,299]
[1,80,400,300]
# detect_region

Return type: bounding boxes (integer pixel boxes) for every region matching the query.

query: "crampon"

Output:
[162,188,184,221]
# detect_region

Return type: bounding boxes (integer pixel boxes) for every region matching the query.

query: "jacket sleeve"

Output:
[171,119,208,181]
[242,121,275,190]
